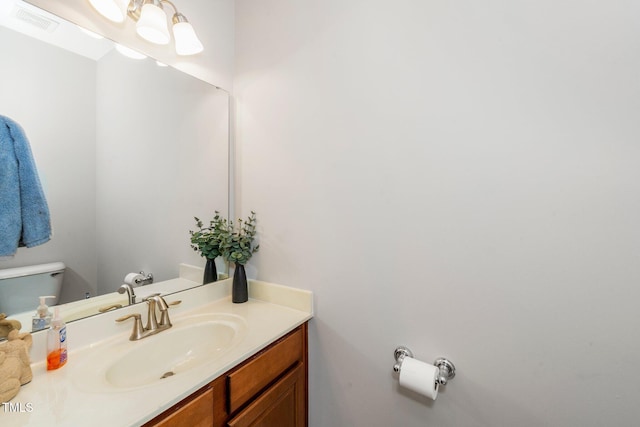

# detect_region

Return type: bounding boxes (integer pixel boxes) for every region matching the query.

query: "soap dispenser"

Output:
[32,296,55,332]
[47,307,67,371]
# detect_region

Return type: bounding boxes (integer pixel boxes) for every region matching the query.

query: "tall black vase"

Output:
[232,264,248,303]
[203,258,218,284]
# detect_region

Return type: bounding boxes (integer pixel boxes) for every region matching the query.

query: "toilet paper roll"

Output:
[399,357,439,400]
[123,273,143,286]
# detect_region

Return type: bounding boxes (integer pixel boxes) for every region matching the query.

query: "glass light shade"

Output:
[87,0,128,23]
[136,2,170,45]
[173,21,203,55]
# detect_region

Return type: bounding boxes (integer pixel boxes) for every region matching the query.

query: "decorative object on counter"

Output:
[220,211,259,304]
[0,314,22,340]
[46,308,67,371]
[31,296,55,332]
[0,329,33,403]
[232,264,248,303]
[190,212,226,284]
[203,258,217,284]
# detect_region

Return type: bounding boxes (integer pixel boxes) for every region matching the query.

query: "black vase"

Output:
[232,264,248,303]
[203,258,218,284]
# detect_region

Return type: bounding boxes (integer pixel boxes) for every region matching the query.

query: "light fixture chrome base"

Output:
[126,0,145,20]
[128,0,181,21]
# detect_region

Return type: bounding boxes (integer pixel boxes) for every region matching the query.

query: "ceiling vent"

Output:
[12,5,59,33]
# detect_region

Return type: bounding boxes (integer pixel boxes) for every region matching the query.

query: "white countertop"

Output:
[1,277,313,426]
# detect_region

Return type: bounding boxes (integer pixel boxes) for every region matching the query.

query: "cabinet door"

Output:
[151,386,214,427]
[227,363,305,427]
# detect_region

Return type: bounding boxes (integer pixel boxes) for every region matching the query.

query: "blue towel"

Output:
[0,115,51,257]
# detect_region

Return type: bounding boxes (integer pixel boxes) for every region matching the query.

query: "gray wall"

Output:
[0,27,98,302]
[234,1,640,426]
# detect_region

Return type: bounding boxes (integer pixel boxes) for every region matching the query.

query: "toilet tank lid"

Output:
[0,262,66,280]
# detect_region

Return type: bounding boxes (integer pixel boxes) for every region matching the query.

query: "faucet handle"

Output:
[116,313,145,341]
[99,304,123,313]
[144,297,160,331]
[116,313,137,321]
[153,295,169,311]
[154,299,180,328]
[142,292,161,301]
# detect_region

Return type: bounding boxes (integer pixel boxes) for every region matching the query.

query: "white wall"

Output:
[234,1,640,426]
[95,51,229,294]
[0,27,98,302]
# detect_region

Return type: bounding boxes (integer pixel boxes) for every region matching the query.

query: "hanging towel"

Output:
[0,115,51,257]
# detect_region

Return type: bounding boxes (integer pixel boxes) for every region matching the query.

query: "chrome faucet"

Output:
[117,283,136,305]
[116,294,179,341]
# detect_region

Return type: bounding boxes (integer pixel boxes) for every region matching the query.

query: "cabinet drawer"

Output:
[227,327,303,413]
[227,363,305,427]
[151,386,214,427]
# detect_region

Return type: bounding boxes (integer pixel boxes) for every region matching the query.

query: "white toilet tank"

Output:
[0,262,65,316]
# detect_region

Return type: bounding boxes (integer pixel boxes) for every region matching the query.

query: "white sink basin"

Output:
[73,313,247,391]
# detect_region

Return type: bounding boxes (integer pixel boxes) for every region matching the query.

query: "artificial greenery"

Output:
[220,211,260,266]
[189,211,227,259]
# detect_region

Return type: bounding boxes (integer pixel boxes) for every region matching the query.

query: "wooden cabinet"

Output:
[144,323,308,427]
[151,386,214,427]
[227,363,305,427]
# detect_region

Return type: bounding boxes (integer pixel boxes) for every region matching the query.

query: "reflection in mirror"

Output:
[0,0,229,330]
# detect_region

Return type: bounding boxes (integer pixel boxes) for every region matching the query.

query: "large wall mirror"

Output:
[0,0,228,327]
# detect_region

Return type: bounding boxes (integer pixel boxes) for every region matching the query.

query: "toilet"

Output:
[0,262,65,316]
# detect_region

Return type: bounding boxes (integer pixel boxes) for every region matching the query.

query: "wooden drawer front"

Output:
[151,386,214,427]
[228,328,303,413]
[227,363,305,427]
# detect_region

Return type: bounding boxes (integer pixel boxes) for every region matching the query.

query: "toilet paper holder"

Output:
[393,346,456,385]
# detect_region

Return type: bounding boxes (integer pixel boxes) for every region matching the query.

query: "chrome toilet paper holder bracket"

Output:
[393,346,456,385]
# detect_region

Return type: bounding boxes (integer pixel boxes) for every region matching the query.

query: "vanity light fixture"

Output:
[87,0,128,23]
[86,0,203,55]
[135,0,170,44]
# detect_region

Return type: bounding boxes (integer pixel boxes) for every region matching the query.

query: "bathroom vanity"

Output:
[2,276,313,427]
[145,324,307,426]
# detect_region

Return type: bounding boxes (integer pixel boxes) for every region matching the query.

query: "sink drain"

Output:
[160,371,175,379]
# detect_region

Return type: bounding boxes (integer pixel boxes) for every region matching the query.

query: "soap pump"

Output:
[32,295,55,332]
[47,307,67,371]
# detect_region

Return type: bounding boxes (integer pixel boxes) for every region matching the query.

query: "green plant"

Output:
[189,211,227,259]
[221,211,259,265]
